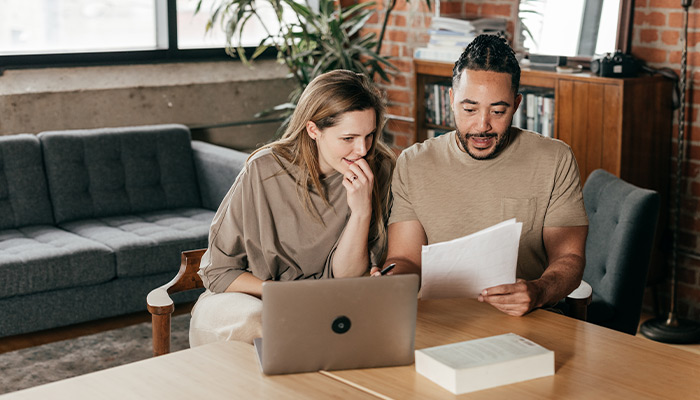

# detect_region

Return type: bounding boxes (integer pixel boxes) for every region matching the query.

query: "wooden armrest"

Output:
[566,280,592,321]
[147,248,206,314]
[147,248,206,356]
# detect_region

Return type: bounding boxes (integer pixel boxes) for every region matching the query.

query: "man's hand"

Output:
[477,279,544,316]
[479,225,587,316]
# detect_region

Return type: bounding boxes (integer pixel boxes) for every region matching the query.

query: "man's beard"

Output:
[456,127,510,160]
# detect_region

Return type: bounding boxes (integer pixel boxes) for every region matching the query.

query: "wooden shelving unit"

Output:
[414,59,674,193]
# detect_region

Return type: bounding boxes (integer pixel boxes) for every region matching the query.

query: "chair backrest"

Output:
[583,169,660,335]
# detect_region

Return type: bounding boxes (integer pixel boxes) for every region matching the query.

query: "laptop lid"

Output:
[255,274,419,375]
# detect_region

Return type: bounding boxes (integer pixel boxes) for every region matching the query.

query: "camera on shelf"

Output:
[590,51,640,78]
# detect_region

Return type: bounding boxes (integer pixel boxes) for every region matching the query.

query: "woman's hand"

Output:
[342,158,373,218]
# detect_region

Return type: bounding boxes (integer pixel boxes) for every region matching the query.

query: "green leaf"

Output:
[345,11,373,37]
[252,44,269,59]
[202,0,434,127]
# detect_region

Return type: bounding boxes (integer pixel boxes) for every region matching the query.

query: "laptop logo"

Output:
[332,316,351,334]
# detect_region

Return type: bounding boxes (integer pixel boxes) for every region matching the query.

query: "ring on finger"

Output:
[351,175,358,181]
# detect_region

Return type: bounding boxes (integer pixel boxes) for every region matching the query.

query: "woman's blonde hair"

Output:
[252,69,395,255]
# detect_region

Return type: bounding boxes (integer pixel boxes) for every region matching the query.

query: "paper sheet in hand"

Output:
[420,219,522,299]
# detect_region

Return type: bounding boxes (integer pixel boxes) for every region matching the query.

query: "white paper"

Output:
[420,219,522,299]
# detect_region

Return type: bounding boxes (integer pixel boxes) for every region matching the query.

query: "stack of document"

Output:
[420,219,522,299]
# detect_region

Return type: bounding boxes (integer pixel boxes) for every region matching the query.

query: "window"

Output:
[0,0,279,69]
[177,0,226,49]
[1,0,158,55]
[177,0,302,49]
[519,0,619,57]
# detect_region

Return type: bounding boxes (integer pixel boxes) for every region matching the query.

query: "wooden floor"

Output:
[2,305,699,356]
[0,302,194,355]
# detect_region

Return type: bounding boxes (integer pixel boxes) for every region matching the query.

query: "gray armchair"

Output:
[579,169,660,335]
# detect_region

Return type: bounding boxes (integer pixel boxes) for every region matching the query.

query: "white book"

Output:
[430,16,506,33]
[433,84,441,125]
[413,47,464,63]
[427,29,475,38]
[525,93,536,131]
[428,39,472,49]
[430,16,476,33]
[415,333,555,395]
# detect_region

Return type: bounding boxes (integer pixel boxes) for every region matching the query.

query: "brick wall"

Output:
[633,0,700,321]
[367,0,700,321]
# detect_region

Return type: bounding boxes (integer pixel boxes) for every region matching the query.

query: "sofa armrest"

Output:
[191,140,249,210]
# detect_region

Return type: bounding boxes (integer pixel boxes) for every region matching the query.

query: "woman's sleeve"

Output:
[321,158,393,277]
[198,163,269,293]
[370,157,394,267]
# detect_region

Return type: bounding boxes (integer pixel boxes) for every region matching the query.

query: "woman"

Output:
[189,70,395,346]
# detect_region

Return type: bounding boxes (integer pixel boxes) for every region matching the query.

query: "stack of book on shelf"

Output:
[424,81,454,134]
[512,87,555,138]
[414,16,507,62]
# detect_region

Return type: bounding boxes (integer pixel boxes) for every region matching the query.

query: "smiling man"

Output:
[380,35,589,316]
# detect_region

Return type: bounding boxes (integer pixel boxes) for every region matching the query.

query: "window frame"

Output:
[0,0,274,72]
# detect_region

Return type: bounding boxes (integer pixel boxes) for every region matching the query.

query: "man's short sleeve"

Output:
[388,153,419,225]
[544,146,588,227]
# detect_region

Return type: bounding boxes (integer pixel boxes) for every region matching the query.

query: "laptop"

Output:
[253,274,419,375]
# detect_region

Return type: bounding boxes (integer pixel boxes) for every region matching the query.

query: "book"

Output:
[415,333,554,394]
[430,16,476,33]
[413,46,464,63]
[430,16,507,35]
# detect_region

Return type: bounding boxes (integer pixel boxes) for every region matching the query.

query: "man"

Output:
[374,35,589,316]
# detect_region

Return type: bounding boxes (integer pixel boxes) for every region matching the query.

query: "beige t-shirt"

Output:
[390,128,588,280]
[199,148,391,293]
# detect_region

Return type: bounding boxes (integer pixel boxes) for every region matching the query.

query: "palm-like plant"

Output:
[198,0,430,126]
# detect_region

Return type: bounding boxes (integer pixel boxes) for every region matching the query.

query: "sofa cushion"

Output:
[59,208,213,277]
[0,134,54,229]
[39,124,201,224]
[0,225,115,299]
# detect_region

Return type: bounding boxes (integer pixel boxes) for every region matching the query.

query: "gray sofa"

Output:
[0,124,248,338]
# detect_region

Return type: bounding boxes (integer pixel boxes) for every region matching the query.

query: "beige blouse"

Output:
[199,148,391,293]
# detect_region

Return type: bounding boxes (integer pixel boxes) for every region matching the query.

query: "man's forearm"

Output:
[384,256,421,276]
[532,254,585,307]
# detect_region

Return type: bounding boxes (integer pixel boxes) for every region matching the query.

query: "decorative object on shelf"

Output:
[640,0,700,345]
[528,54,567,71]
[590,51,640,78]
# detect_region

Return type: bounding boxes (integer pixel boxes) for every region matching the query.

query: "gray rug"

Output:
[0,313,191,395]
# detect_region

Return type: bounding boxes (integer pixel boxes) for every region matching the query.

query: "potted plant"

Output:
[197,0,430,126]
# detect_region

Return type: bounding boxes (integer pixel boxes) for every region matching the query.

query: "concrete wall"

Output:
[0,60,295,151]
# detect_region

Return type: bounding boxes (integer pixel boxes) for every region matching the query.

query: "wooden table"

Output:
[322,298,700,399]
[4,299,698,399]
[0,341,375,400]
